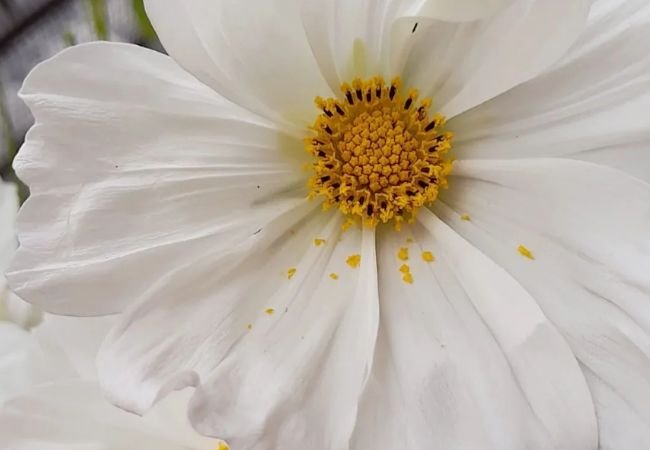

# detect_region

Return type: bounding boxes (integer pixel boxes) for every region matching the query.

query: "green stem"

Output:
[87,0,109,40]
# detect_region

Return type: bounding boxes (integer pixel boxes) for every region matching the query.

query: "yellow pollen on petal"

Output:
[330,273,339,280]
[518,245,535,260]
[346,254,361,268]
[265,308,275,315]
[402,272,414,284]
[399,263,410,274]
[398,247,409,261]
[287,267,297,279]
[406,237,414,244]
[217,443,230,450]
[314,238,326,246]
[422,251,435,262]
[460,214,471,221]
[246,323,253,330]
[306,76,453,228]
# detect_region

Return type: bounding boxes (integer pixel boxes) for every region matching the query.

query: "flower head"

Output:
[7,0,650,448]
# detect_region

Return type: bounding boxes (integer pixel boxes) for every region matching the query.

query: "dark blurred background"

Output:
[0,0,160,200]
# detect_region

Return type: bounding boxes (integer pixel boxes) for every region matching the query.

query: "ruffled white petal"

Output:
[398,0,592,118]
[144,0,332,129]
[98,211,378,449]
[437,158,650,447]
[0,382,216,450]
[450,0,650,182]
[351,218,597,450]
[8,42,308,316]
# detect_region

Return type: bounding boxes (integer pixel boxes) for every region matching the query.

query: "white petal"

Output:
[0,322,75,403]
[98,212,379,450]
[400,0,592,118]
[8,42,307,316]
[32,314,115,381]
[351,218,597,450]
[0,381,215,450]
[0,179,17,274]
[411,0,514,22]
[450,0,650,182]
[144,0,332,128]
[437,158,650,447]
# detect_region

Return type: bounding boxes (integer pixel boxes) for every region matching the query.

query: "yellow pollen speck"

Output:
[406,237,414,244]
[217,443,230,450]
[460,214,471,221]
[346,254,361,268]
[422,251,435,262]
[398,247,409,261]
[399,263,410,274]
[306,76,453,228]
[518,245,535,260]
[329,273,339,280]
[265,308,275,315]
[247,323,252,330]
[402,272,414,284]
[314,238,326,246]
[287,267,297,279]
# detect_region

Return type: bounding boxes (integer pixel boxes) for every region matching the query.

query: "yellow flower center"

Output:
[306,77,453,228]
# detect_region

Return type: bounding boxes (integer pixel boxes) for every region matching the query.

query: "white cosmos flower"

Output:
[0,178,40,329]
[6,0,650,449]
[0,315,225,450]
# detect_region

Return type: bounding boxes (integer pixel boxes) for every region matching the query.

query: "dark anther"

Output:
[381,201,388,209]
[334,195,341,202]
[425,121,437,132]
[347,195,355,202]
[317,150,326,157]
[321,175,331,182]
[324,125,333,135]
[412,22,418,33]
[366,90,372,102]
[404,98,413,110]
[335,104,345,115]
[389,85,397,100]
[428,146,437,153]
[332,183,341,189]
[356,89,363,101]
[367,204,374,216]
[406,190,415,196]
[420,167,430,173]
[376,86,382,98]
[325,163,334,169]
[324,109,333,117]
[346,91,354,105]
[434,135,445,142]
[418,180,428,188]
[359,196,366,204]
[417,106,426,120]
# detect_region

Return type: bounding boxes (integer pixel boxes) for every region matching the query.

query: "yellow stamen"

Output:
[314,238,326,246]
[346,254,361,268]
[306,76,453,228]
[329,273,339,280]
[460,214,471,221]
[422,251,435,262]
[287,267,297,279]
[265,308,275,315]
[398,247,409,261]
[517,245,535,260]
[217,443,230,450]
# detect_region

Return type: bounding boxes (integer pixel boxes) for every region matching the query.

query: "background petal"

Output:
[8,42,307,316]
